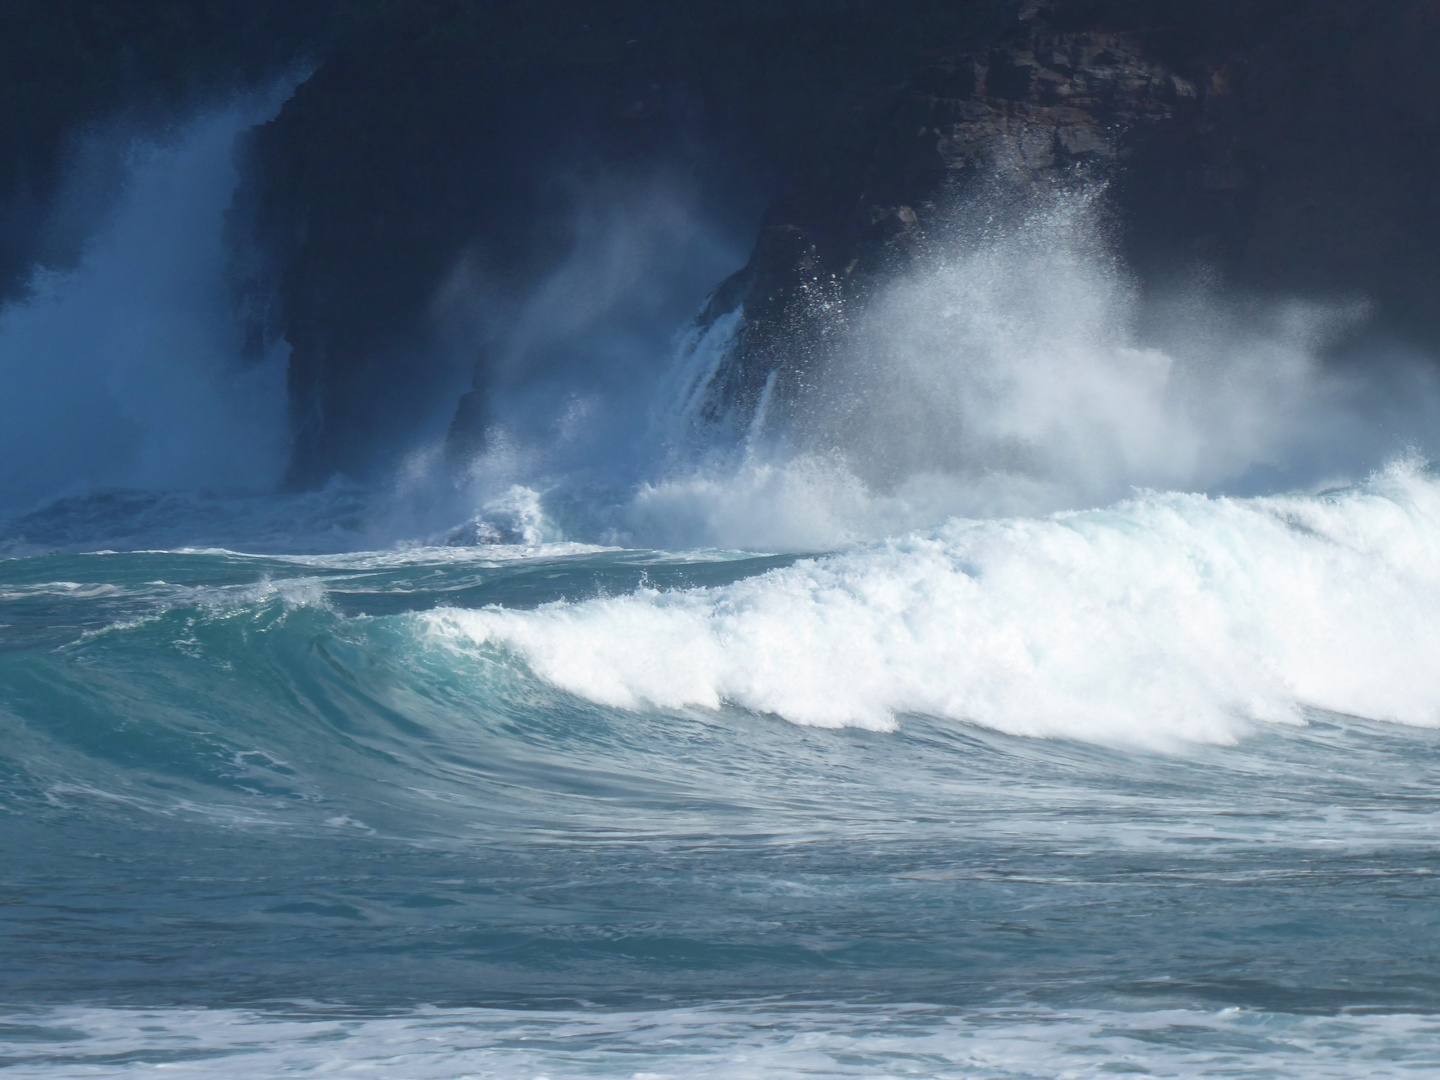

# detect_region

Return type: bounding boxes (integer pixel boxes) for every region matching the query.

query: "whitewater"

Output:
[443,462,1440,745]
[5,101,1440,1079]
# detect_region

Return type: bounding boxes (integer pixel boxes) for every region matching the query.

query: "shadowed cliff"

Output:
[224,0,1440,486]
[229,0,1019,485]
[687,0,1440,428]
[8,1,1440,489]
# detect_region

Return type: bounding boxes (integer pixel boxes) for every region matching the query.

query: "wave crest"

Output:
[430,461,1440,747]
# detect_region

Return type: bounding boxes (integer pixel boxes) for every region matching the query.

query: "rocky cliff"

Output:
[8,1,1440,487]
[691,26,1197,428]
[229,0,1020,485]
[134,0,1440,484]
[686,0,1440,429]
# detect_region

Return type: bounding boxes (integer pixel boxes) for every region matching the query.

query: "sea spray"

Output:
[0,90,295,515]
[632,187,1440,550]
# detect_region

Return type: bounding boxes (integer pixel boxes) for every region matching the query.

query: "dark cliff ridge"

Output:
[220,0,1440,485]
[686,0,1440,433]
[690,27,1197,430]
[230,0,1017,486]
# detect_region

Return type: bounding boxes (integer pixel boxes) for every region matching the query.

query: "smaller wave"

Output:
[0,581,124,600]
[232,541,615,571]
[430,461,1440,748]
[193,576,332,613]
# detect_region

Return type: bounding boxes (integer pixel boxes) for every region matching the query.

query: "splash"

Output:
[0,91,294,516]
[626,187,1440,550]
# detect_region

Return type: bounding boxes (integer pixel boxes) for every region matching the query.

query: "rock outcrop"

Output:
[691,26,1200,427]
[218,0,1440,483]
[684,0,1440,432]
[228,0,1020,485]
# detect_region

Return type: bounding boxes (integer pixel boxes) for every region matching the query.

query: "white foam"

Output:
[0,581,124,600]
[168,540,615,569]
[4,1002,1439,1079]
[430,461,1440,747]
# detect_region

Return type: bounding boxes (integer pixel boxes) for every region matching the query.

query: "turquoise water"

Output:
[4,472,1440,1075]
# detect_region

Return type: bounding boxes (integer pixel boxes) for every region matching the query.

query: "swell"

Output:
[5,461,1440,840]
[5,462,1440,842]
[0,547,810,835]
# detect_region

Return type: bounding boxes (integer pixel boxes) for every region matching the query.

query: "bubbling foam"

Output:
[429,460,1440,748]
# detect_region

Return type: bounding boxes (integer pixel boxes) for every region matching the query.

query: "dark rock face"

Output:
[229,0,1019,485]
[693,28,1197,427]
[685,0,1440,429]
[1198,1,1440,322]
[215,0,1440,484]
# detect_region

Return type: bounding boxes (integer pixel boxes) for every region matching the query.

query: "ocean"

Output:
[5,86,1440,1079]
[4,466,1440,1077]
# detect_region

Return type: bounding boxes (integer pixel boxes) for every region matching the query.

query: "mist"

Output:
[0,91,293,518]
[4,120,1440,556]
[384,173,751,544]
[621,183,1440,550]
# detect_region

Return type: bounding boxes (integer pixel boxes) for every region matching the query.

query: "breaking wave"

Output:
[433,460,1440,747]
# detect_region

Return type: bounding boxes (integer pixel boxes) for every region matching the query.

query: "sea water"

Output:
[4,467,1440,1077]
[6,91,1440,1079]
